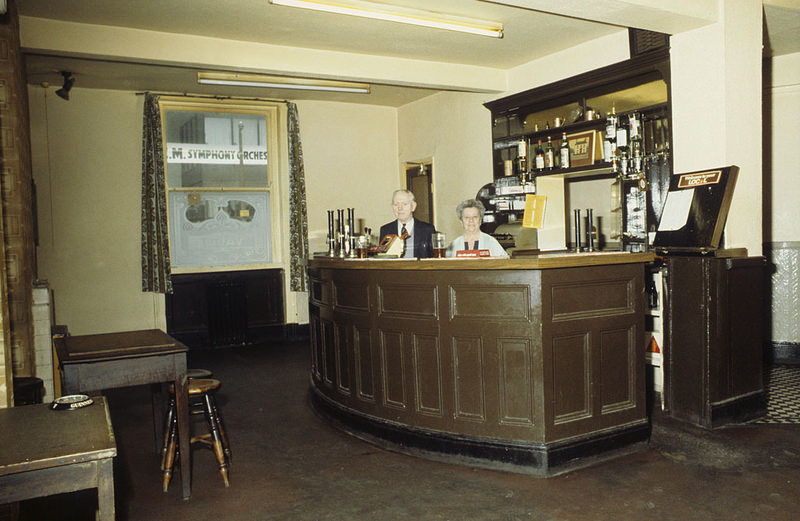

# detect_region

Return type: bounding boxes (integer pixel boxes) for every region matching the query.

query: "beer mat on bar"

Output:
[752,364,800,425]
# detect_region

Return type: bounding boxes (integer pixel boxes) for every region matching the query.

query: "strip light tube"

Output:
[269,0,504,38]
[197,72,371,93]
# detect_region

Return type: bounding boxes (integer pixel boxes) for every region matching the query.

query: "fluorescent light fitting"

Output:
[269,0,503,38]
[197,72,371,94]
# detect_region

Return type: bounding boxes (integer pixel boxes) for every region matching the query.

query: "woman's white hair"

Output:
[456,199,485,220]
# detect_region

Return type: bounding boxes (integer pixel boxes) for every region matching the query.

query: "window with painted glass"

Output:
[160,99,280,271]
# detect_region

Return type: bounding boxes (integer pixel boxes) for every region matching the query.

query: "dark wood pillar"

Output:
[0,0,37,389]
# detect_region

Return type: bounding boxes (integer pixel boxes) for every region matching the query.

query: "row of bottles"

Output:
[506,132,571,177]
[604,109,644,179]
[603,108,670,191]
[498,108,670,182]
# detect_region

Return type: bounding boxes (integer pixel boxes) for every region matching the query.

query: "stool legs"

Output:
[161,408,179,492]
[204,393,229,487]
[160,396,176,471]
[209,396,231,462]
[161,384,230,492]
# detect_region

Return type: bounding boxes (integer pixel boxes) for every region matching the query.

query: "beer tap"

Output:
[337,209,346,258]
[327,210,336,257]
[346,208,357,258]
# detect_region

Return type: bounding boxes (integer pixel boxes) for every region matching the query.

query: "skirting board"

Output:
[769,341,800,365]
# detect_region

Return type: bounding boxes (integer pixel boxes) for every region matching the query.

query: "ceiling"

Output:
[17,0,800,107]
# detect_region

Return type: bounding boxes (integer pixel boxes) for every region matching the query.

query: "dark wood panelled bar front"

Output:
[308,253,653,476]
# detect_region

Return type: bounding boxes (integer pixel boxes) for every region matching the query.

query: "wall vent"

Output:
[629,29,670,57]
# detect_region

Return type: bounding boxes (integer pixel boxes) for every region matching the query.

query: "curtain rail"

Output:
[135,91,289,104]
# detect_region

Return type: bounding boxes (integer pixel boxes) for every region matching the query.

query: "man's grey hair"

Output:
[392,189,416,203]
[456,199,486,221]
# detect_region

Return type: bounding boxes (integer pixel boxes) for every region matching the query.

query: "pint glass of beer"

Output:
[432,232,446,258]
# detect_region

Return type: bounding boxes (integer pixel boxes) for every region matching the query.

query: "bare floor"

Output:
[17,338,800,520]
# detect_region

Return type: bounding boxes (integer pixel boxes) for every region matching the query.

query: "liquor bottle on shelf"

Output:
[646,276,659,310]
[629,112,643,173]
[503,159,514,177]
[604,107,618,171]
[629,112,641,140]
[544,136,555,170]
[631,138,643,174]
[559,132,570,169]
[516,138,528,176]
[534,139,545,172]
[616,113,629,177]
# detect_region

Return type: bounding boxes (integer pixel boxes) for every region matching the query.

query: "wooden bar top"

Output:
[58,329,187,363]
[309,251,654,271]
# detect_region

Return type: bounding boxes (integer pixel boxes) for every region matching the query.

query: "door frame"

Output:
[404,159,434,227]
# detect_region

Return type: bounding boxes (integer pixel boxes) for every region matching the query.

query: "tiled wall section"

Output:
[0,0,37,398]
[32,284,53,399]
[767,242,800,344]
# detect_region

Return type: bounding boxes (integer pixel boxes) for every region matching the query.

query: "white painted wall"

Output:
[398,91,493,240]
[28,88,399,333]
[292,100,399,325]
[28,87,165,334]
[507,30,630,94]
[297,100,399,253]
[768,52,800,243]
[670,0,763,254]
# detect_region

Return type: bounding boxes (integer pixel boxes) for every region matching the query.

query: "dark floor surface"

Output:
[15,338,800,521]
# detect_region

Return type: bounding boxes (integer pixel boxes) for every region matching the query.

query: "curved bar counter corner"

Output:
[308,253,654,476]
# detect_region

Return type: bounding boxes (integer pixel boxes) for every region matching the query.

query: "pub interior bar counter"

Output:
[307,252,653,476]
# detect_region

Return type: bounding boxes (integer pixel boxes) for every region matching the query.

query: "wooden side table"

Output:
[55,329,192,498]
[0,396,117,520]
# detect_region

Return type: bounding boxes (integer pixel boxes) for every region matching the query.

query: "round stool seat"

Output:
[168,378,220,395]
[187,368,213,379]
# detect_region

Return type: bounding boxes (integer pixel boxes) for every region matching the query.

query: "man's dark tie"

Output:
[401,223,407,238]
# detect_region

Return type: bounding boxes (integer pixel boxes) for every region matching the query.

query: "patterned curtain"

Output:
[140,93,173,294]
[287,103,309,292]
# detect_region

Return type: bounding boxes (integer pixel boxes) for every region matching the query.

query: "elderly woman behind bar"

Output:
[446,199,509,258]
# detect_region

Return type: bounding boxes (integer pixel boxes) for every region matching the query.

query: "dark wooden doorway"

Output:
[405,161,433,225]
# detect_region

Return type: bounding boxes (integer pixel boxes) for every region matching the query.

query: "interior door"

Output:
[405,162,433,225]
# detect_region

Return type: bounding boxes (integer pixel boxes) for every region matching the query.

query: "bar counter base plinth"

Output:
[668,391,767,430]
[310,386,650,477]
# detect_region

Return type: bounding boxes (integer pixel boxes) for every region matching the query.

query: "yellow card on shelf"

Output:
[522,194,546,228]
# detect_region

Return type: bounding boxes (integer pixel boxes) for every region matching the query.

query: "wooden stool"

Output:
[186,369,214,415]
[161,378,231,491]
[159,369,215,467]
